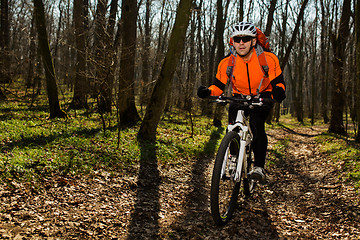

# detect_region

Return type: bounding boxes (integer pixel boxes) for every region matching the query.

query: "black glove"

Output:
[272,86,286,103]
[197,86,211,98]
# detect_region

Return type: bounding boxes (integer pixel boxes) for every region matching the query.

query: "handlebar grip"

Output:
[207,96,220,100]
[260,98,275,104]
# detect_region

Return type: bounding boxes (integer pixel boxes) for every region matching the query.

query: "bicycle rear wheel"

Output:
[210,131,245,226]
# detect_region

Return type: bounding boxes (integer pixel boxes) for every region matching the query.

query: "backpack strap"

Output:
[226,45,269,96]
[254,44,269,95]
[226,48,237,94]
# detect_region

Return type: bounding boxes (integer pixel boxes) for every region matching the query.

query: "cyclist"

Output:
[197,22,286,183]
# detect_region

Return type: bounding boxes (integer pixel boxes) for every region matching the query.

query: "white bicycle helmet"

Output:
[230,22,257,38]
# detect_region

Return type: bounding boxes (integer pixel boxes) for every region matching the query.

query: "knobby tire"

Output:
[210,131,245,226]
[244,145,256,196]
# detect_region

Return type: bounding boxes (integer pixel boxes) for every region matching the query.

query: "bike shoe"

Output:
[250,166,266,184]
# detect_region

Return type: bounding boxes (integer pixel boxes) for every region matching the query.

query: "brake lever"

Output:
[215,98,228,106]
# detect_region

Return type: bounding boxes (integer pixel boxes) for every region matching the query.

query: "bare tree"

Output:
[263,0,279,122]
[138,0,193,142]
[320,0,330,124]
[92,0,108,97]
[0,0,10,84]
[295,22,305,123]
[33,0,66,118]
[310,11,318,125]
[92,0,118,114]
[281,0,309,69]
[355,0,360,141]
[0,0,9,100]
[329,0,351,134]
[53,1,63,74]
[70,0,89,109]
[118,0,141,126]
[25,14,36,91]
[238,0,244,21]
[212,0,227,127]
[139,0,152,110]
[264,0,277,36]
[98,0,118,113]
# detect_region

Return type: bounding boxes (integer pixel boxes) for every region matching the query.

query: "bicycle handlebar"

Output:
[208,95,274,108]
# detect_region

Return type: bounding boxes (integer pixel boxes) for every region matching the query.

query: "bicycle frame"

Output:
[209,95,273,226]
[221,109,253,182]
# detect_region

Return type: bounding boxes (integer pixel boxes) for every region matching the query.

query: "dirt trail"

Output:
[1,124,359,239]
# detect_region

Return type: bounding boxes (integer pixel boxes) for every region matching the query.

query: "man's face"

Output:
[232,35,256,56]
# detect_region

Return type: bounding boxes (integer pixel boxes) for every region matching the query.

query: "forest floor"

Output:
[1,121,360,239]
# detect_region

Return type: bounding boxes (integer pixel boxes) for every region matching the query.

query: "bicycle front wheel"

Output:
[210,131,242,226]
[244,145,256,196]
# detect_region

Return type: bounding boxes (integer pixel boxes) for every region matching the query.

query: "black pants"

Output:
[228,102,272,168]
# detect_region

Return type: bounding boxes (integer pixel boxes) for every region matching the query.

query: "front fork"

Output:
[221,110,252,182]
[234,126,248,182]
[220,126,250,182]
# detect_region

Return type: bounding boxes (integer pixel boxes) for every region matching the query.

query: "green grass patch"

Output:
[0,98,223,187]
[316,133,360,189]
[267,137,290,166]
[156,111,224,164]
[3,88,358,192]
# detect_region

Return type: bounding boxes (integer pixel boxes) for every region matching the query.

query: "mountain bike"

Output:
[209,95,273,226]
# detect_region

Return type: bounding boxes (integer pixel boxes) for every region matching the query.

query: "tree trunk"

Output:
[264,0,277,36]
[151,0,167,84]
[273,0,289,123]
[281,0,309,69]
[213,0,226,127]
[138,0,192,142]
[33,0,67,118]
[196,0,210,116]
[204,27,217,117]
[98,0,118,113]
[26,14,36,92]
[296,25,304,123]
[310,7,318,125]
[262,0,278,122]
[238,0,244,21]
[0,87,4,100]
[0,0,10,84]
[118,0,140,126]
[92,0,108,97]
[320,0,329,124]
[329,0,351,134]
[140,0,152,110]
[53,1,63,74]
[70,0,88,109]
[184,13,196,113]
[278,0,289,62]
[356,0,360,142]
[63,0,72,88]
[92,0,115,113]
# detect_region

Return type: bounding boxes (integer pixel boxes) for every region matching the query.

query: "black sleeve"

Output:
[270,73,285,88]
[212,78,226,91]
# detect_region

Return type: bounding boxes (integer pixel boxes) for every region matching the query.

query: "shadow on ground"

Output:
[127,141,161,239]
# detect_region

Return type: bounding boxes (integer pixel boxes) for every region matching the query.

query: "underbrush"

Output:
[0,97,223,188]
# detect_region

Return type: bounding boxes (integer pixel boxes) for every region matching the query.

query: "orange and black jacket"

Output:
[209,48,285,97]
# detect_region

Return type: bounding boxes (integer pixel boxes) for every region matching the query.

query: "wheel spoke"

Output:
[210,131,242,226]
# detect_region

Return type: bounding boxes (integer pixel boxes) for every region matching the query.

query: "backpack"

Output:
[227,27,270,96]
[255,27,271,51]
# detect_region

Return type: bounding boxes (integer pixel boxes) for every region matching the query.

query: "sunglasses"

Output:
[233,36,253,43]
